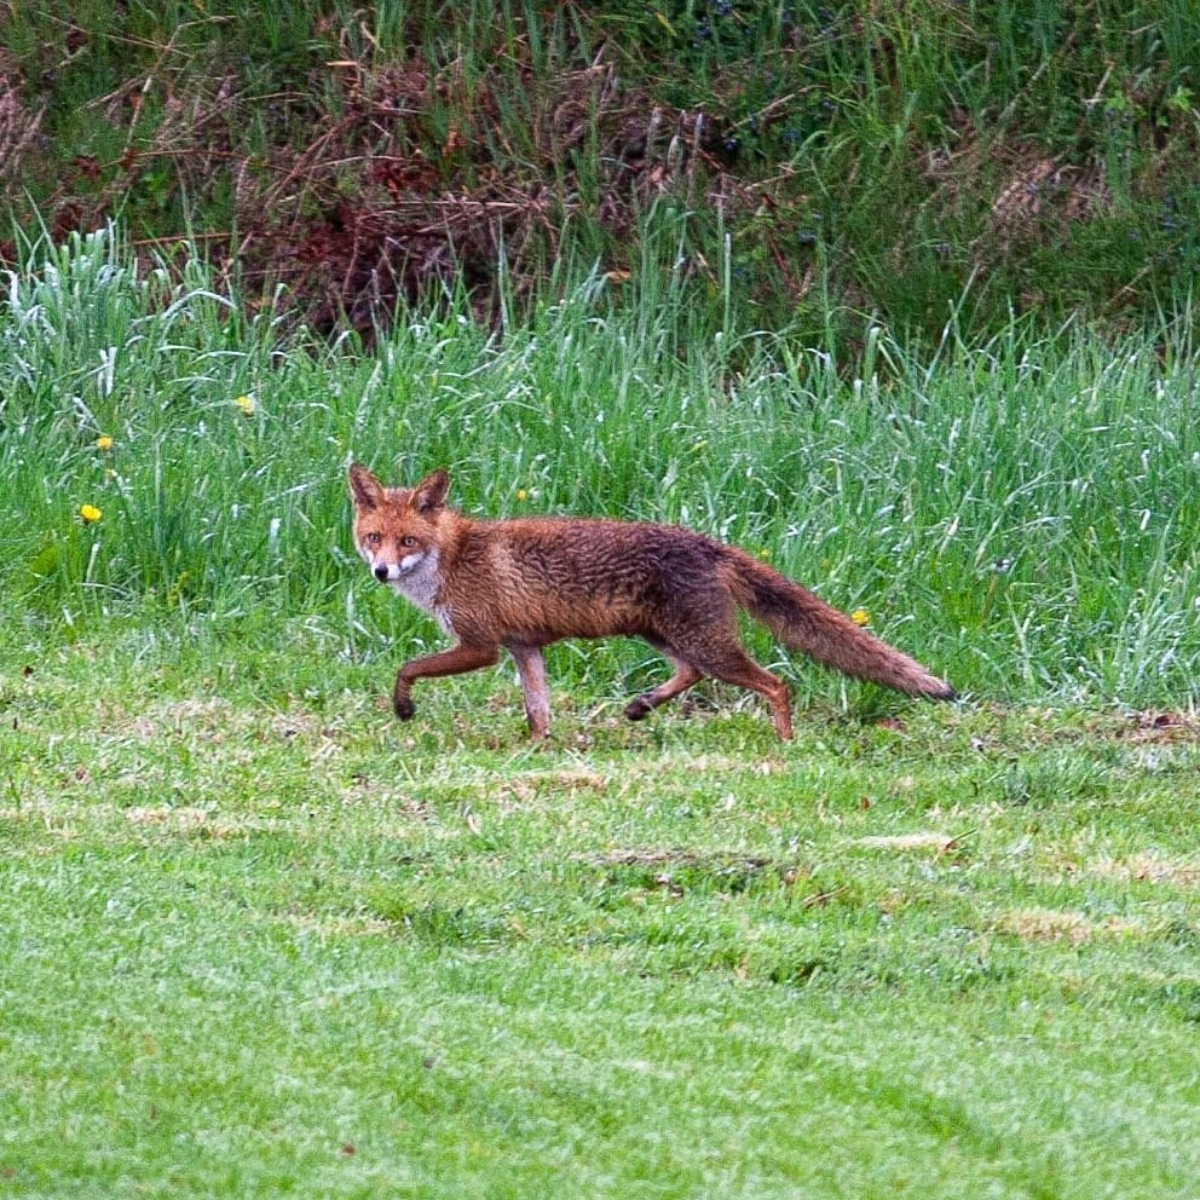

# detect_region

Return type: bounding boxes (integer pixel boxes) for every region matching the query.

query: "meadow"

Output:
[3,229,1200,1196]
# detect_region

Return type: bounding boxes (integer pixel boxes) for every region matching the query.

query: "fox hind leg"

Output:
[692,644,793,740]
[624,647,704,723]
[627,645,792,740]
[653,610,794,739]
[637,604,795,740]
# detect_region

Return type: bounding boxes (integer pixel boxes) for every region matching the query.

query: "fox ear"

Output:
[348,463,385,510]
[412,469,450,513]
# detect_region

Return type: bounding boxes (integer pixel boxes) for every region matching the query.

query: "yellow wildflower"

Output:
[516,489,528,502]
[234,394,256,416]
[850,608,870,627]
[79,504,102,524]
[757,548,771,561]
[95,435,114,451]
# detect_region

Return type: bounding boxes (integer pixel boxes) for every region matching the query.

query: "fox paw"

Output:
[393,695,416,721]
[624,697,653,722]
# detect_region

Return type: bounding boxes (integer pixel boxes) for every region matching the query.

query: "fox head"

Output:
[348,464,450,589]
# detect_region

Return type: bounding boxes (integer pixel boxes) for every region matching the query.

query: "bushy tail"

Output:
[726,551,956,700]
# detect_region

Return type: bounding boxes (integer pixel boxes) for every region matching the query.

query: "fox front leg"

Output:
[392,644,500,721]
[507,644,551,739]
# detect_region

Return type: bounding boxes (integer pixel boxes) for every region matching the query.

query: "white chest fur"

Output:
[388,549,454,634]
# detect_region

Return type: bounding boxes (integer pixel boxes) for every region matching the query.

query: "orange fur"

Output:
[349,465,954,740]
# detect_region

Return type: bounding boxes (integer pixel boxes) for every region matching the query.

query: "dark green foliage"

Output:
[3,2,1198,339]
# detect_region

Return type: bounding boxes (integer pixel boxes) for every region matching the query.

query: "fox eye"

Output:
[365,532,382,547]
[400,535,418,548]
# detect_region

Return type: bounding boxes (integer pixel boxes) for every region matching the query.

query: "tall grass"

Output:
[4,2,1198,335]
[3,227,1199,708]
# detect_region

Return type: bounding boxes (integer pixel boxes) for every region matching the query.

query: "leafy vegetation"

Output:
[3,1,1199,338]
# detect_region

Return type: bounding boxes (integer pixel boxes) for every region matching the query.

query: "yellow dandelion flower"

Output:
[850,608,870,627]
[79,504,102,524]
[234,394,256,416]
[757,548,771,561]
[516,489,528,502]
[95,435,114,451]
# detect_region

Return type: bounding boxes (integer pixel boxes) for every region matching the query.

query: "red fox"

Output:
[349,464,954,741]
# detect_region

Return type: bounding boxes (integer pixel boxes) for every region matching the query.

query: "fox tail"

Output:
[727,551,956,700]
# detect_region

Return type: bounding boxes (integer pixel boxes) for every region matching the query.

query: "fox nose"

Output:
[373,564,389,581]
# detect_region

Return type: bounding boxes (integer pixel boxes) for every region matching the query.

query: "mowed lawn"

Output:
[3,632,1199,1198]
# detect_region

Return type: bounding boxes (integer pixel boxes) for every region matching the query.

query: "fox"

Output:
[348,464,955,741]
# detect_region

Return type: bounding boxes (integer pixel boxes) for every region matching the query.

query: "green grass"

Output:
[3,629,1200,1197]
[3,1,1199,335]
[4,229,1200,1195]
[4,227,1200,706]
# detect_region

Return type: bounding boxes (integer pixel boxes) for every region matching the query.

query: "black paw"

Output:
[394,695,416,721]
[624,698,652,722]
